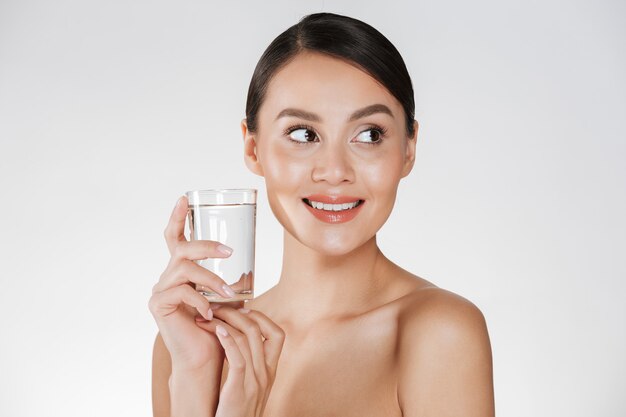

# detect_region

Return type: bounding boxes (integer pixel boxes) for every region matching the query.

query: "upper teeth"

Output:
[307,199,361,211]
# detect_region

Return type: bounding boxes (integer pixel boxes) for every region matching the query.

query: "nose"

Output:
[311,143,355,185]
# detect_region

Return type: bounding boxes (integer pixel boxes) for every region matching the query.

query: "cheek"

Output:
[360,148,405,196]
[263,146,310,191]
[259,145,313,234]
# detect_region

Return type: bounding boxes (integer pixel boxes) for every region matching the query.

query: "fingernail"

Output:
[217,244,233,256]
[216,324,229,337]
[176,195,185,208]
[210,303,223,310]
[222,284,236,298]
[238,308,250,314]
[206,308,213,320]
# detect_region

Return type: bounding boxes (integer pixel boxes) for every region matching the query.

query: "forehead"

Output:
[260,51,403,121]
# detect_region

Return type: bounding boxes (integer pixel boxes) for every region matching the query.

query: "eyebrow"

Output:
[275,103,394,122]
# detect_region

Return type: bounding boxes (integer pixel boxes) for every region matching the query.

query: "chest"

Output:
[261,318,403,417]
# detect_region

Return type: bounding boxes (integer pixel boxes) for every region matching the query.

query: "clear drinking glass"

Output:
[186,189,257,302]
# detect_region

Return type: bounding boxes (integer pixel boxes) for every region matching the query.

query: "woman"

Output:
[149,12,494,417]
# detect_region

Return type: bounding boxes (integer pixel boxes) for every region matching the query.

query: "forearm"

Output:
[169,364,222,417]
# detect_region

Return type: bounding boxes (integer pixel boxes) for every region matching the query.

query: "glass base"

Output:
[199,290,253,303]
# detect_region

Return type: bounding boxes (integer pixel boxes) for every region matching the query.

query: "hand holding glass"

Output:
[186,189,256,302]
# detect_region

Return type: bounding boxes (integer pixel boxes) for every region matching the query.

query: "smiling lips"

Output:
[302,194,365,223]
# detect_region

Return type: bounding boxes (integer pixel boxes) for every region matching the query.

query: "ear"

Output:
[401,119,419,178]
[241,118,264,177]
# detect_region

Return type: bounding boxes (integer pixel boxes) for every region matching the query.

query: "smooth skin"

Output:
[151,51,494,416]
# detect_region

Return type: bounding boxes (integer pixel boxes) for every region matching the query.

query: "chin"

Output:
[302,229,372,257]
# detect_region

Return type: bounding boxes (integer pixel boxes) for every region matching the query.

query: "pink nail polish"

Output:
[217,244,233,256]
[222,284,236,298]
[216,324,229,337]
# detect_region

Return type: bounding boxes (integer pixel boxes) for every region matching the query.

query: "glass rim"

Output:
[186,188,257,195]
[186,188,257,205]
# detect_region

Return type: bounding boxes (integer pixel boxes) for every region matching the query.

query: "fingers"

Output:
[153,257,235,299]
[149,283,213,321]
[195,316,251,386]
[215,324,247,379]
[213,308,267,383]
[159,196,236,299]
[173,239,233,262]
[242,309,286,370]
[164,195,189,255]
[197,306,285,382]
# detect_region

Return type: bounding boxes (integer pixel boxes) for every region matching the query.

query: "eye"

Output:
[354,125,387,145]
[285,125,318,144]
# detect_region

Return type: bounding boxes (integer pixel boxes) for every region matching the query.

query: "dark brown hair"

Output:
[245,12,416,138]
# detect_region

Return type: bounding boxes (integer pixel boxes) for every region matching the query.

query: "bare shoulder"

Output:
[397,285,490,339]
[395,285,495,416]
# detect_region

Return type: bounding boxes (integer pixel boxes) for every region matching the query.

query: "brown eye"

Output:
[355,128,383,144]
[288,127,318,143]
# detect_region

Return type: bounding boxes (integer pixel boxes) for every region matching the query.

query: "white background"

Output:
[1,0,624,416]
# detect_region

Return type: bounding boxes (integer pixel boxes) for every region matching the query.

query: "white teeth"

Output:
[306,199,360,211]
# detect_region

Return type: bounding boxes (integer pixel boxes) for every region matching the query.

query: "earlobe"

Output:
[241,118,264,177]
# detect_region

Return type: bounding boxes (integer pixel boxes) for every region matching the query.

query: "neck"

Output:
[271,230,392,324]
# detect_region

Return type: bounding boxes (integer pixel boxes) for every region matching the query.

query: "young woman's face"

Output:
[242,51,418,256]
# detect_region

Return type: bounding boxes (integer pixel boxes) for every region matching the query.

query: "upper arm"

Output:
[397,291,495,417]
[152,332,172,417]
